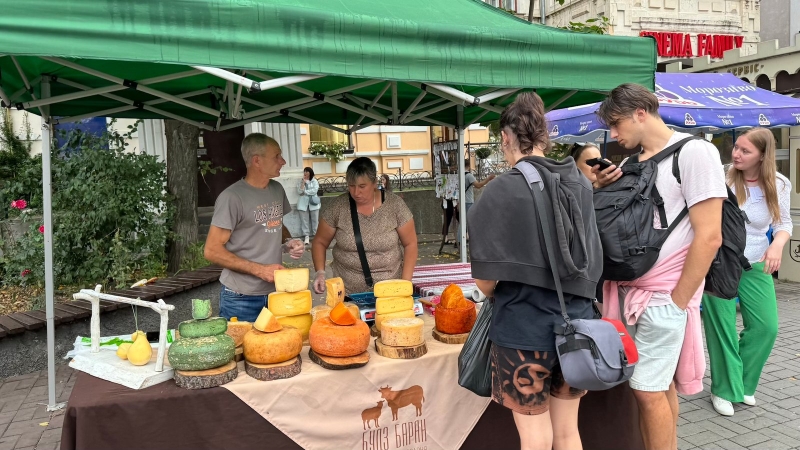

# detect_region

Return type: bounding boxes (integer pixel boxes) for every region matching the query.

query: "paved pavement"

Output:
[2,236,800,449]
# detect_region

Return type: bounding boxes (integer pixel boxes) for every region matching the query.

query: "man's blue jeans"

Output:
[219,284,268,322]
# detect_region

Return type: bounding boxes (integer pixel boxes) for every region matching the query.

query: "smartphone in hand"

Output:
[585,157,614,171]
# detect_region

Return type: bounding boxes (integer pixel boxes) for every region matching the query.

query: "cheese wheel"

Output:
[381,318,424,347]
[253,307,282,333]
[268,290,313,317]
[375,296,414,315]
[276,314,312,340]
[373,279,413,298]
[311,304,332,322]
[309,317,370,357]
[226,321,253,347]
[274,268,310,293]
[435,301,477,334]
[178,317,227,338]
[343,302,361,320]
[439,284,466,309]
[325,277,345,307]
[243,327,303,364]
[374,310,416,331]
[168,334,235,371]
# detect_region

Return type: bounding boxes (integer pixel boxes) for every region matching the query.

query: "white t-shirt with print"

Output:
[647,132,728,305]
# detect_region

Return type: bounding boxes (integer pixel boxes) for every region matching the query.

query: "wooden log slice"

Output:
[370,325,381,338]
[244,356,302,381]
[234,346,244,362]
[432,328,469,344]
[308,349,369,370]
[374,338,427,359]
[174,360,238,390]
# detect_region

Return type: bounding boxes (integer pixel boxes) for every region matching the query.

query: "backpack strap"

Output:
[348,194,374,288]
[649,135,705,184]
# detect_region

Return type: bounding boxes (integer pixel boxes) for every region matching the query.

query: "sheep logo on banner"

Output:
[759,114,771,126]
[549,125,560,137]
[684,113,696,126]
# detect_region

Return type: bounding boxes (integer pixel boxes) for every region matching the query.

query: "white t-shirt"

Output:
[646,132,728,305]
[738,173,793,263]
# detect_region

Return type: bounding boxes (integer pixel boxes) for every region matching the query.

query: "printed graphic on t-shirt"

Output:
[254,201,284,233]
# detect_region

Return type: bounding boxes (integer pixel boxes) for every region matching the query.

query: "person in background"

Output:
[470,92,602,450]
[380,173,393,194]
[569,143,603,187]
[702,128,791,416]
[204,133,305,323]
[311,157,418,294]
[297,167,321,245]
[593,83,726,450]
[456,167,495,247]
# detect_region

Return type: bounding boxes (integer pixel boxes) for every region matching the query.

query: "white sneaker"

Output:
[304,236,310,245]
[743,395,756,406]
[712,395,734,416]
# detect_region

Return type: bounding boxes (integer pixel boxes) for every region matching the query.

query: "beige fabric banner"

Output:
[224,313,491,450]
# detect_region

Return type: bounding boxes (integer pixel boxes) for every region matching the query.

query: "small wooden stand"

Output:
[234,346,244,362]
[370,325,381,338]
[245,356,302,381]
[432,328,469,344]
[309,349,369,370]
[374,338,427,359]
[174,360,238,390]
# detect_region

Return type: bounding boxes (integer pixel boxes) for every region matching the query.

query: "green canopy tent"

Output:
[0,0,656,409]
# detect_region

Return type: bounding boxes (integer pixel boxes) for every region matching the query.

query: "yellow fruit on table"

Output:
[127,334,152,366]
[116,343,132,360]
[130,330,146,341]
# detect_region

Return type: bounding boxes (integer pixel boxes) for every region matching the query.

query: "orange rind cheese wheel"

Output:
[243,326,303,364]
[435,301,477,335]
[439,284,466,309]
[309,317,370,357]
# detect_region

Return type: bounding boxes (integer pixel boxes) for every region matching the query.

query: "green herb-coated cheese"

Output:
[178,317,227,338]
[168,334,235,371]
[192,299,213,320]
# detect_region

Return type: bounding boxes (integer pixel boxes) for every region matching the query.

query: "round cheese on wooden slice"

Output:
[435,301,477,335]
[226,321,253,347]
[243,326,303,365]
[309,317,370,358]
[374,309,416,331]
[381,317,424,347]
[310,304,332,322]
[276,314,312,340]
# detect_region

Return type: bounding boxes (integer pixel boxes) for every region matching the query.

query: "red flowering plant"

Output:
[7,198,31,218]
[3,222,46,288]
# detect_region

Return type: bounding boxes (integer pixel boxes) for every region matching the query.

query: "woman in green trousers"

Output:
[703,128,792,417]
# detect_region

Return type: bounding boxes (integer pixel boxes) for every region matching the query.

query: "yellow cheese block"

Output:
[274,268,310,293]
[374,309,416,331]
[375,296,414,315]
[277,314,313,340]
[325,277,345,307]
[343,302,361,321]
[268,290,313,317]
[381,317,424,347]
[310,304,332,322]
[253,307,281,333]
[373,279,413,298]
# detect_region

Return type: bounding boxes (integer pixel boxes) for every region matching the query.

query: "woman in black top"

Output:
[469,93,601,450]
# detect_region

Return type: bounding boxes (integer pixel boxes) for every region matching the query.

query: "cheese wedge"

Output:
[274,268,310,293]
[268,290,313,317]
[381,317,424,347]
[375,296,414,315]
[276,314,313,340]
[374,309,416,331]
[325,277,345,307]
[343,302,361,321]
[373,279,413,298]
[254,307,282,333]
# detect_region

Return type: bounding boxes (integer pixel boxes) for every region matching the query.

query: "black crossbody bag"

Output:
[348,190,385,288]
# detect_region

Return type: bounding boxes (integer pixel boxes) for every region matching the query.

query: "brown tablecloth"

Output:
[61,372,643,450]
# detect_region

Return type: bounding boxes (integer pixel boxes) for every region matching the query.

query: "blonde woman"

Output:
[703,128,792,417]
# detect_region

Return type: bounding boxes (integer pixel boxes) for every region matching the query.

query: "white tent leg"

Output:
[457,105,467,263]
[40,78,65,412]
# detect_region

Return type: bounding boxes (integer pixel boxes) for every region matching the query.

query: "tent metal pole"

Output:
[426,83,477,105]
[218,99,323,132]
[0,85,10,107]
[399,91,427,124]
[404,101,456,124]
[349,120,382,134]
[391,82,399,124]
[477,88,519,104]
[11,56,39,104]
[544,90,578,112]
[40,77,63,412]
[8,76,41,103]
[602,131,608,158]
[191,65,260,91]
[418,117,457,129]
[457,105,467,263]
[465,90,517,127]
[287,112,349,134]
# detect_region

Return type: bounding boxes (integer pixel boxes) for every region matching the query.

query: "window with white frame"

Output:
[386,135,401,148]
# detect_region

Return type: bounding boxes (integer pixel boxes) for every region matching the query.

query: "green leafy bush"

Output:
[309,142,347,163]
[0,122,172,289]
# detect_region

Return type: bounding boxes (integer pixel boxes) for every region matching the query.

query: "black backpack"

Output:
[594,136,750,298]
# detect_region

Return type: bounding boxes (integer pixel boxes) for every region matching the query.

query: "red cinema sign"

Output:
[639,31,744,59]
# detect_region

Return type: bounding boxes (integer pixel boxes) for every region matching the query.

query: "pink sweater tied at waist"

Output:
[601,244,705,395]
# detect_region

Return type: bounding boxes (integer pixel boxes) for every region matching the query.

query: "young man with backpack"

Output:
[593,83,727,450]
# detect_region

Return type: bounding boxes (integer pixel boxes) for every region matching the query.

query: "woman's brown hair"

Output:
[499,92,550,154]
[727,127,783,223]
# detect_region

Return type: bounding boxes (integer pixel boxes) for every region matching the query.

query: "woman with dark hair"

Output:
[379,174,392,193]
[569,143,602,187]
[703,127,791,416]
[297,167,320,245]
[469,92,602,450]
[311,157,418,294]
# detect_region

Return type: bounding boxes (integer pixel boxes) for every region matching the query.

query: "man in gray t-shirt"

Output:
[204,133,305,322]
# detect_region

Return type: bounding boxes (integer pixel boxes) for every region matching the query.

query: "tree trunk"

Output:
[165,120,200,274]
